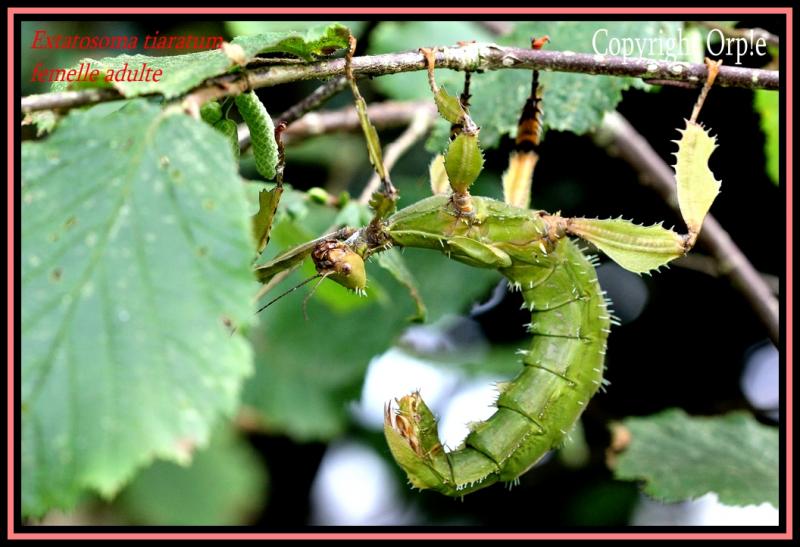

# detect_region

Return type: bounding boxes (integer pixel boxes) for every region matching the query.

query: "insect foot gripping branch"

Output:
[383,196,610,496]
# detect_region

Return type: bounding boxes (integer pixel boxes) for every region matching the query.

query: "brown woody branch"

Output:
[20,43,779,114]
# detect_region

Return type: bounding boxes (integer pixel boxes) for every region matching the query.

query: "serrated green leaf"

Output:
[21,100,255,517]
[674,121,722,235]
[226,20,367,38]
[233,23,350,61]
[51,24,350,99]
[754,89,779,185]
[116,426,268,525]
[613,409,779,508]
[568,217,686,274]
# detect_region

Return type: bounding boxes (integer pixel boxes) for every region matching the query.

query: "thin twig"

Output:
[277,76,348,126]
[596,111,779,344]
[672,254,780,295]
[20,88,122,113]
[245,100,435,148]
[357,109,437,205]
[20,43,780,114]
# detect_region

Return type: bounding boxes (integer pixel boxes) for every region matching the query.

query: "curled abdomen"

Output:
[384,238,610,495]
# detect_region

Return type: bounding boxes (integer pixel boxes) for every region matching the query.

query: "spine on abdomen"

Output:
[383,239,610,496]
[446,240,609,493]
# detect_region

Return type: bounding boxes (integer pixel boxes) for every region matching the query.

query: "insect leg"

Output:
[502,37,546,210]
[564,61,723,275]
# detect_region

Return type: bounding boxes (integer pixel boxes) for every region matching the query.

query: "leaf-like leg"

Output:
[565,59,723,275]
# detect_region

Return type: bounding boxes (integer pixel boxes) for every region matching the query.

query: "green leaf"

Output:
[426,21,690,150]
[212,119,241,163]
[21,100,255,517]
[334,200,372,228]
[51,24,350,99]
[613,409,779,508]
[28,100,135,137]
[251,186,283,254]
[674,121,722,235]
[754,89,779,185]
[367,21,494,101]
[226,20,366,40]
[116,426,268,525]
[681,26,708,65]
[375,248,427,322]
[233,24,350,61]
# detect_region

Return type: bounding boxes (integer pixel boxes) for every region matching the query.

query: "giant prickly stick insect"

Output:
[252,37,724,496]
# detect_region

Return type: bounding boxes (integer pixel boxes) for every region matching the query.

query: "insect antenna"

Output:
[255,273,323,316]
[301,271,333,321]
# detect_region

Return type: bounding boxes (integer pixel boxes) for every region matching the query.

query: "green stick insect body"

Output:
[252,36,723,497]
[384,195,609,494]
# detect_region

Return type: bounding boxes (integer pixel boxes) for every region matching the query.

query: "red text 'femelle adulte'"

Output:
[30,62,164,83]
